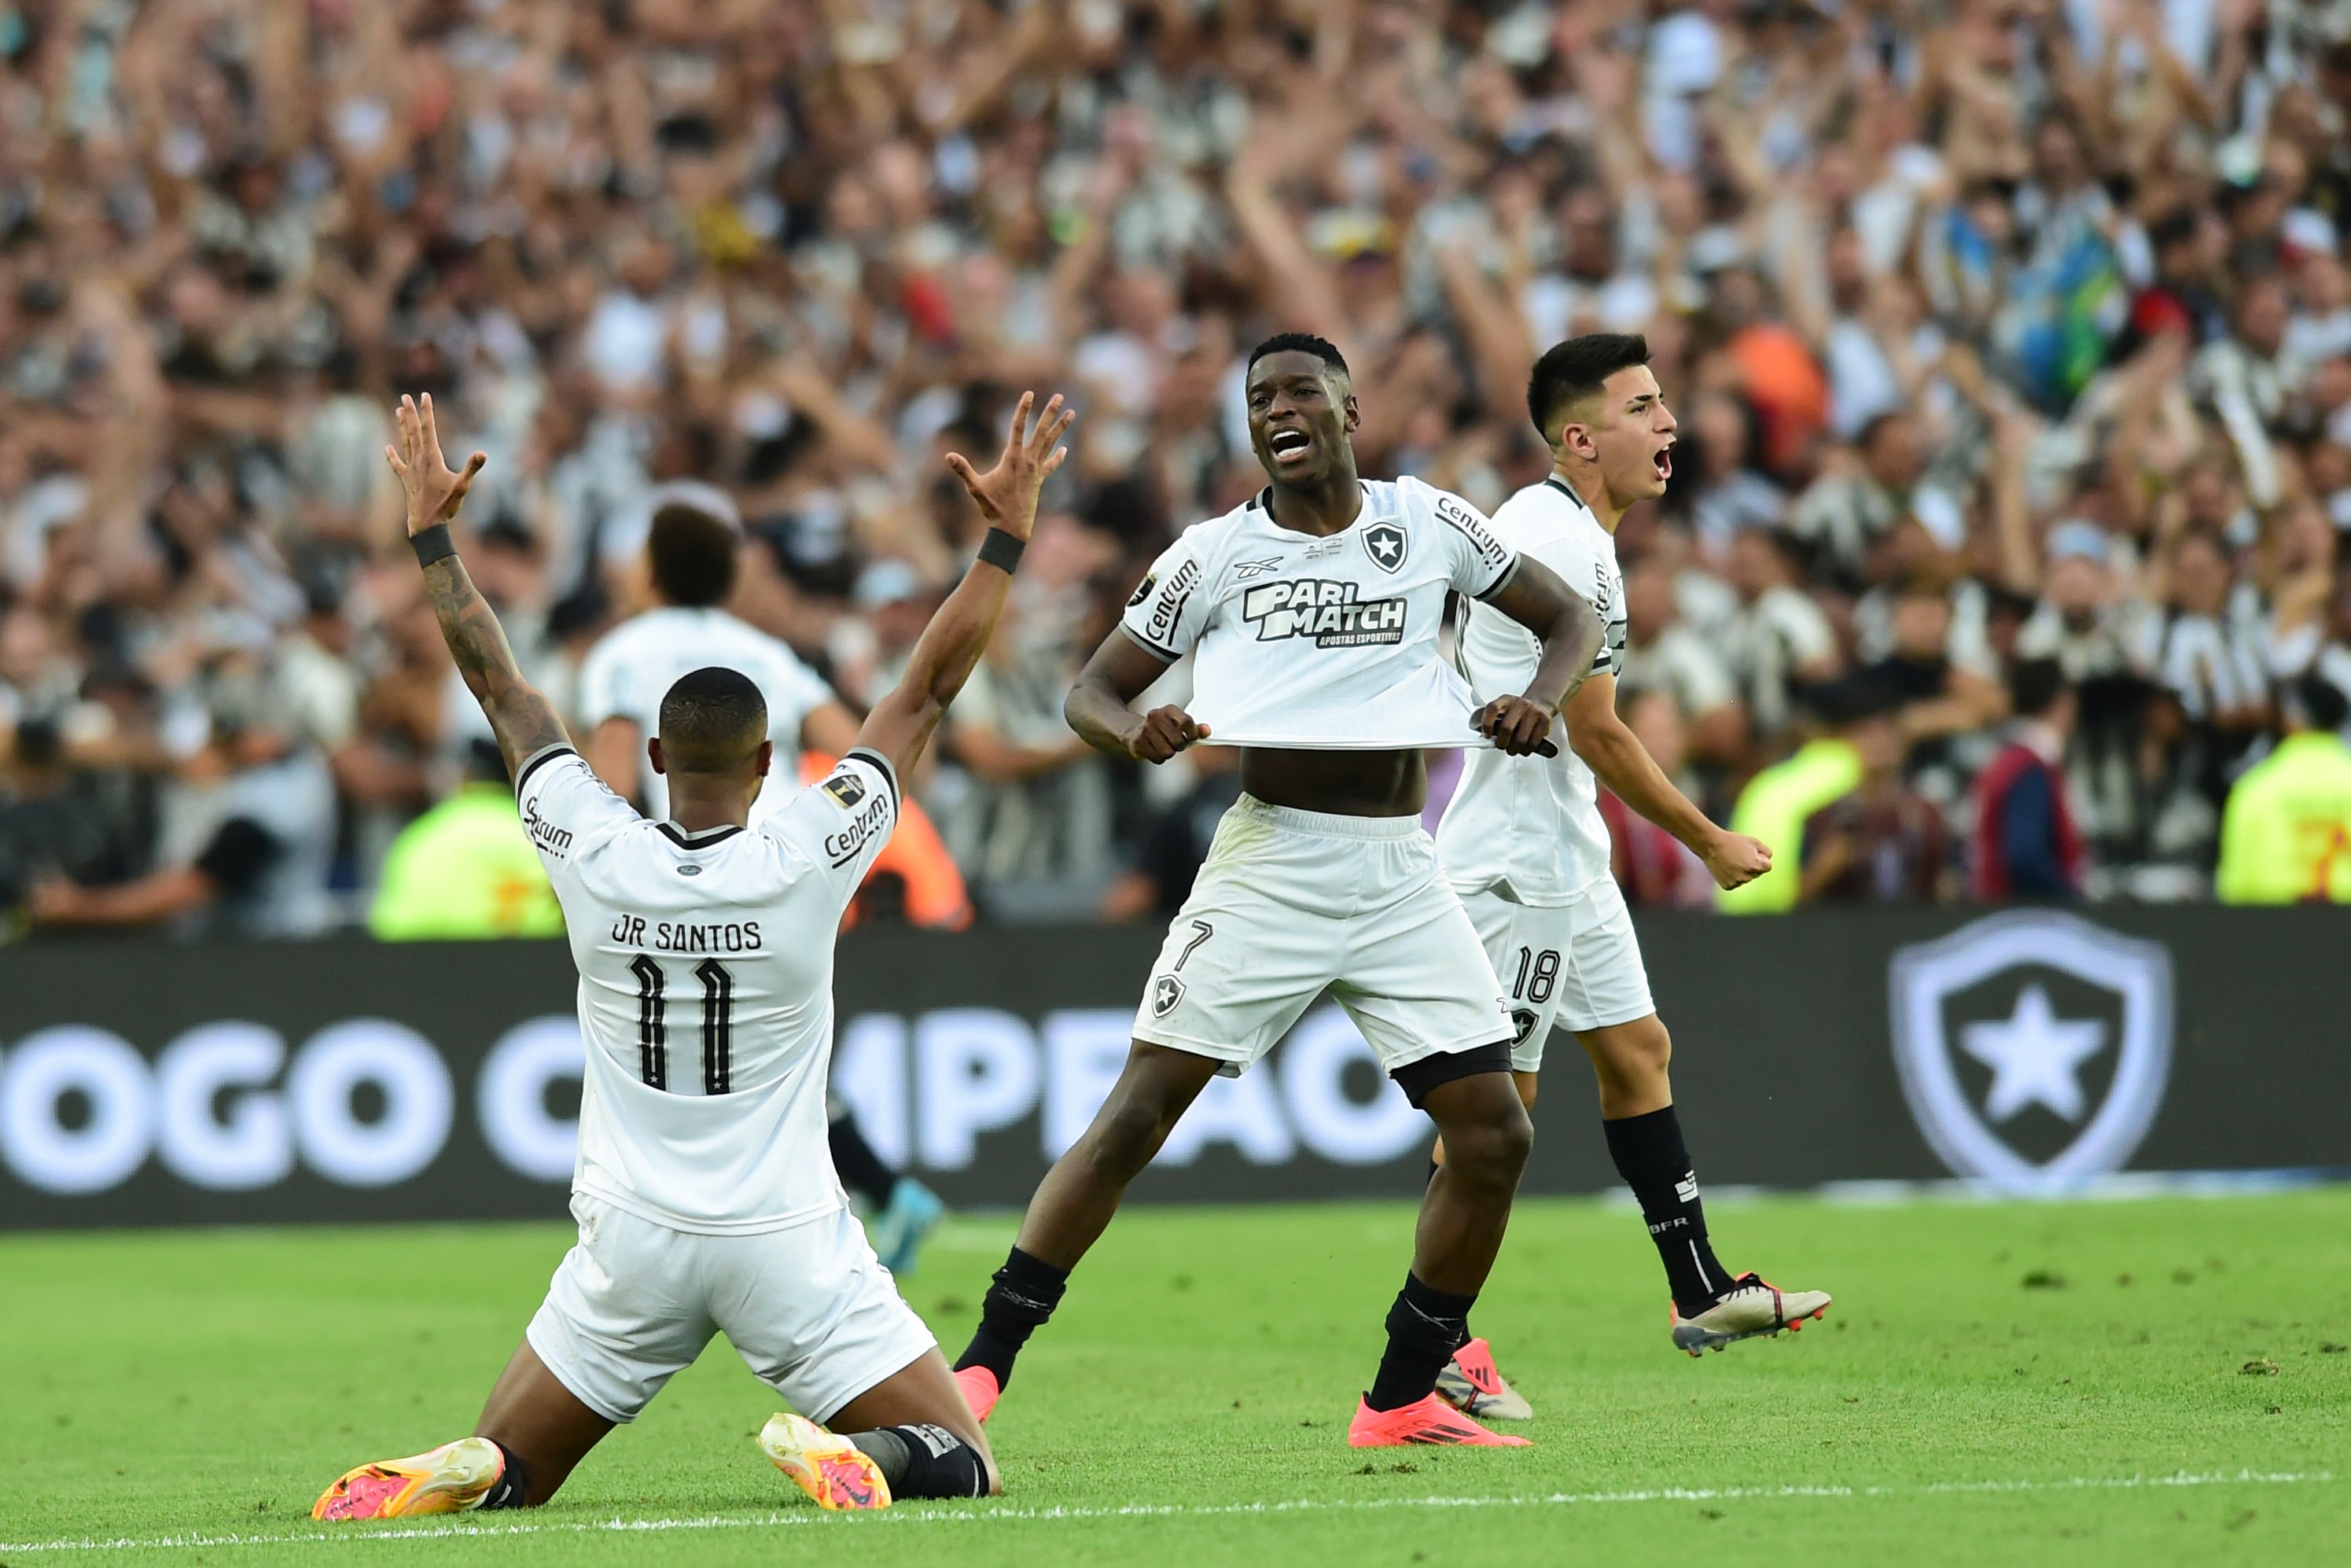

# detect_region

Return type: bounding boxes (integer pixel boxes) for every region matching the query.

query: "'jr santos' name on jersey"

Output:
[607,913,766,954]
[1242,578,1407,646]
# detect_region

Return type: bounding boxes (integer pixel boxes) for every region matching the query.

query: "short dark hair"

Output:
[2288,674,2351,734]
[1245,333,1349,380]
[2009,657,2070,720]
[1526,333,1650,443]
[657,665,767,774]
[648,502,740,608]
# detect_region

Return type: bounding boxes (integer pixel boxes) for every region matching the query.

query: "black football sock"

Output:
[845,1423,988,1500]
[476,1440,531,1511]
[1602,1105,1730,1316]
[828,1110,900,1209]
[1365,1272,1476,1412]
[953,1246,1069,1390]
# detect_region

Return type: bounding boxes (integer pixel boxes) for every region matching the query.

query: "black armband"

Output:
[410,524,458,568]
[976,528,1025,575]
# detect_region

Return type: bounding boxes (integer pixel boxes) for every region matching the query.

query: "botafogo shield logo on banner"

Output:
[1888,911,2174,1195]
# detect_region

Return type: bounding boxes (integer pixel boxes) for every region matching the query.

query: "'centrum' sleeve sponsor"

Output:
[1117,525,1213,662]
[1410,478,1518,602]
[763,746,900,907]
[513,745,639,894]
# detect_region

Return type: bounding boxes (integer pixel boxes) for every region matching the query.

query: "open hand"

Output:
[384,393,487,536]
[945,391,1075,542]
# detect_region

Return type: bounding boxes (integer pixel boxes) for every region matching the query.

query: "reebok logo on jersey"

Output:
[1241,578,1406,646]
[821,771,866,810]
[1233,556,1282,580]
[522,798,573,859]
[1362,521,1407,573]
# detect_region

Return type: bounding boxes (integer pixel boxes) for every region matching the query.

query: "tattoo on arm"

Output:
[421,556,570,772]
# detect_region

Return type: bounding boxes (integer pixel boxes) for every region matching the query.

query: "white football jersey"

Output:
[1118,477,1518,748]
[1437,478,1625,906]
[576,607,836,819]
[515,742,899,1234]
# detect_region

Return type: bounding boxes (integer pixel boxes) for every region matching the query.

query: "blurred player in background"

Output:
[1437,336,1829,1413]
[311,390,1069,1519]
[578,489,861,815]
[952,335,1605,1448]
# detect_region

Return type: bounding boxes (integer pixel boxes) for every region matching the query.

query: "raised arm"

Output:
[856,392,1076,782]
[1470,557,1606,755]
[384,394,571,775]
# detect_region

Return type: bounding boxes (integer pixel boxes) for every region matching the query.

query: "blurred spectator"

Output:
[1970,660,2084,903]
[1788,410,1929,593]
[1722,528,1841,740]
[1617,556,1744,771]
[2216,677,2351,904]
[31,707,334,938]
[0,0,2342,933]
[370,741,561,940]
[1601,690,1715,909]
[1720,682,1872,915]
[1798,682,1953,905]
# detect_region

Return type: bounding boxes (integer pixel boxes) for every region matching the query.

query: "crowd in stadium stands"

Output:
[6,0,2351,940]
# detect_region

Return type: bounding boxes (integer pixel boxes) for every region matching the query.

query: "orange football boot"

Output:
[312,1436,505,1522]
[759,1412,892,1510]
[1346,1392,1531,1447]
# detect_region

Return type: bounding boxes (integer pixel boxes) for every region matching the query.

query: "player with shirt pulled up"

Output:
[1435,336,1829,1418]
[311,390,1073,1520]
[950,334,1608,1448]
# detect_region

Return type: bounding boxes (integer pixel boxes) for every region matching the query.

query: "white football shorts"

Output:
[1460,875,1657,1072]
[526,1195,936,1426]
[1131,794,1515,1076]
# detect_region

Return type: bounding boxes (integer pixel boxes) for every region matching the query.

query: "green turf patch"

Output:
[2,1191,2345,1565]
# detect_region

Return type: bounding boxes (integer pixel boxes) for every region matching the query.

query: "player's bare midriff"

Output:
[1238,745,1425,817]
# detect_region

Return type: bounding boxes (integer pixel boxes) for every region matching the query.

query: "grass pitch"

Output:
[2,1190,2345,1566]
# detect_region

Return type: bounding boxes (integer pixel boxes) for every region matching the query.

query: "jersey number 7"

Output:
[629,955,734,1095]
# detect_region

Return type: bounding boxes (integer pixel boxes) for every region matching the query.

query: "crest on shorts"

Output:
[822,771,866,809]
[1362,521,1408,574]
[1151,974,1186,1018]
[1889,911,2173,1196]
[1126,572,1157,608]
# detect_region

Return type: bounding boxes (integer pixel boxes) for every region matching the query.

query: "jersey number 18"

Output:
[629,955,734,1095]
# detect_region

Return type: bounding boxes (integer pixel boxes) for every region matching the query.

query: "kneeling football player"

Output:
[312,391,1071,1518]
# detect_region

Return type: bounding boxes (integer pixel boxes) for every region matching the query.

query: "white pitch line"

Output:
[0,1470,2328,1555]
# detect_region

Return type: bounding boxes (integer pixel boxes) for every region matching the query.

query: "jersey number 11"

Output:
[629,955,734,1095]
